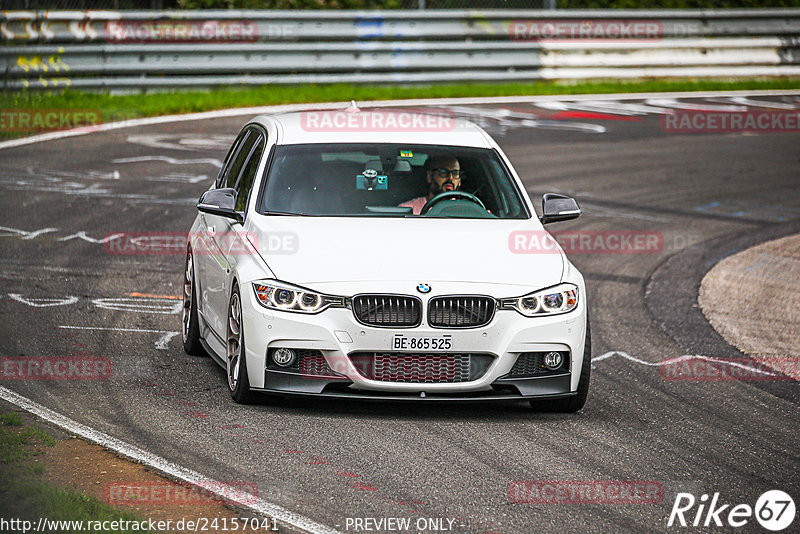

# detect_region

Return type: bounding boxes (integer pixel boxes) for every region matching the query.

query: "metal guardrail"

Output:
[3,10,800,90]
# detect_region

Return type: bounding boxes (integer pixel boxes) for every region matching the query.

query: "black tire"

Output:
[530,317,591,413]
[227,284,253,404]
[182,250,205,356]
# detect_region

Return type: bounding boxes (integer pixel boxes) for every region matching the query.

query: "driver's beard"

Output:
[430,180,458,196]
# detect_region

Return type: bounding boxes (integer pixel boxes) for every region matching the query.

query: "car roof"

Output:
[250,108,495,148]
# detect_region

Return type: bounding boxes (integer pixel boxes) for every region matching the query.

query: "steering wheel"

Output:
[420,191,487,215]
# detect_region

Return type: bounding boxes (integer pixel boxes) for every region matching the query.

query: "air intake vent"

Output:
[504,352,569,378]
[428,296,496,328]
[349,352,493,383]
[267,349,342,377]
[352,295,421,327]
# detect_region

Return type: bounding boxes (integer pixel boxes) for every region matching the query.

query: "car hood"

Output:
[246,215,565,293]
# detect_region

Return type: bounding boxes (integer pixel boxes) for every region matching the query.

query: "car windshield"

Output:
[258,143,529,218]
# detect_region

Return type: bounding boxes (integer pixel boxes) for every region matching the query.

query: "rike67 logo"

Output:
[668,490,795,531]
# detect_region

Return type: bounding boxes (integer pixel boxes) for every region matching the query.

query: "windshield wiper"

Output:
[263,210,303,216]
[365,206,413,215]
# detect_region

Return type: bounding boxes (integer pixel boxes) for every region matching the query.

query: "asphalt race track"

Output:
[1,92,799,533]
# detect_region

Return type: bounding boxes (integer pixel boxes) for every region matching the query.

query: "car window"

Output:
[223,131,258,189]
[216,131,250,189]
[259,143,528,219]
[234,138,265,213]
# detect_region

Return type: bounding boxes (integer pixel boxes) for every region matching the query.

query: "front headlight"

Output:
[252,281,346,314]
[499,283,579,317]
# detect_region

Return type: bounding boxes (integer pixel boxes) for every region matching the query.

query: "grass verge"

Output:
[0,411,152,531]
[1,77,800,139]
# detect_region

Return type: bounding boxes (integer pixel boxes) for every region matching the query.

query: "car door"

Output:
[196,129,257,339]
[204,129,266,338]
[222,134,268,292]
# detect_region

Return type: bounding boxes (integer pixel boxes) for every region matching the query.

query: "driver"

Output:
[398,156,461,215]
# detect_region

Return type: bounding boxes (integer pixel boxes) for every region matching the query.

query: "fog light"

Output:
[272,348,296,367]
[543,351,563,371]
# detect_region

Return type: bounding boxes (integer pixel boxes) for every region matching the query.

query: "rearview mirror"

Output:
[197,188,243,224]
[540,193,581,225]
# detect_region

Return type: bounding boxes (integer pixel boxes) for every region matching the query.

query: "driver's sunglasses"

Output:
[432,168,462,179]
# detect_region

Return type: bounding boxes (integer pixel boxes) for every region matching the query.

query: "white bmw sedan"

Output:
[183,107,590,412]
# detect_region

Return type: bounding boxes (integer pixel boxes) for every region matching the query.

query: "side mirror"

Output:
[540,193,581,225]
[197,188,243,224]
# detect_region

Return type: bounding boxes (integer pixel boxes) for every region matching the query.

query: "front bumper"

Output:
[241,286,587,400]
[255,369,573,401]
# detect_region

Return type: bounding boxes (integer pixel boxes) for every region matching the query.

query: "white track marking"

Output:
[644,98,749,112]
[592,350,777,376]
[112,155,223,167]
[0,225,59,240]
[534,100,670,115]
[8,294,79,307]
[126,134,234,152]
[91,297,182,315]
[5,294,180,315]
[176,136,235,150]
[7,168,120,181]
[95,170,120,180]
[2,227,195,244]
[58,231,126,243]
[519,118,606,134]
[2,90,799,152]
[1,181,109,195]
[592,350,661,365]
[709,96,798,110]
[580,203,673,222]
[443,104,607,133]
[0,169,194,205]
[58,325,180,350]
[0,386,342,534]
[0,182,196,204]
[146,173,209,184]
[155,331,181,350]
[565,100,674,115]
[59,325,174,333]
[80,170,120,180]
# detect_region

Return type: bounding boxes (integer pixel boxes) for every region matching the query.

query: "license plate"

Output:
[392,334,452,351]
